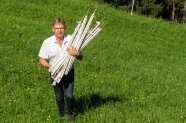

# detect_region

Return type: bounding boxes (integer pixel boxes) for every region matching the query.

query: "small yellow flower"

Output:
[20,71,22,73]
[10,64,13,67]
[184,66,186,68]
[101,80,103,83]
[17,115,20,118]
[132,99,134,102]
[14,100,16,102]
[47,115,51,120]
[181,115,183,119]
[9,99,12,102]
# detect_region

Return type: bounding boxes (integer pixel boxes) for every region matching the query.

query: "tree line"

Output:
[94,0,186,23]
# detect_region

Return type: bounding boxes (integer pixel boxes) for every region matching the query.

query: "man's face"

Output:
[52,23,66,39]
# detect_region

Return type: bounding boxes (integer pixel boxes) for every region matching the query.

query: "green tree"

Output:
[93,0,185,22]
[162,0,185,21]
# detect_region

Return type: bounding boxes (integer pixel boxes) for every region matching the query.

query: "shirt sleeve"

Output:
[38,40,49,59]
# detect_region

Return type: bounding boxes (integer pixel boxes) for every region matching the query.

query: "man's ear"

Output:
[52,27,54,32]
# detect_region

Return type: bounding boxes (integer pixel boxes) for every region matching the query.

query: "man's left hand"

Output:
[66,46,79,57]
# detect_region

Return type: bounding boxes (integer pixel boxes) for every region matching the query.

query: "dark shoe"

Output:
[67,114,75,121]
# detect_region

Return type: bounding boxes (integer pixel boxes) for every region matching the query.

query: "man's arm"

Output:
[39,57,51,69]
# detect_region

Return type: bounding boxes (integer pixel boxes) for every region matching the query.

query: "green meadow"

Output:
[0,0,185,122]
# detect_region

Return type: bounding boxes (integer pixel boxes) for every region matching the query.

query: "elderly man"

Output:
[38,18,82,121]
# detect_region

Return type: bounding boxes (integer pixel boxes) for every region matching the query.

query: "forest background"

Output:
[93,0,186,23]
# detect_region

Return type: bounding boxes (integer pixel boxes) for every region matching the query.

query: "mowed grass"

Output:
[0,0,185,122]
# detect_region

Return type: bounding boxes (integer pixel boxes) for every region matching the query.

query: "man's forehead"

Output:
[54,23,65,27]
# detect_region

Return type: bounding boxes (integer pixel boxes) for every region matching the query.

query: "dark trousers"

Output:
[50,68,74,117]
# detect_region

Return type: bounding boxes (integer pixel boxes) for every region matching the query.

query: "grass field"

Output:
[0,0,185,122]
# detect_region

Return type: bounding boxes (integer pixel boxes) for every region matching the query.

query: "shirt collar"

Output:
[53,34,68,48]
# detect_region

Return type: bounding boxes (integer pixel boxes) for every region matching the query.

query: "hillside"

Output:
[0,0,185,122]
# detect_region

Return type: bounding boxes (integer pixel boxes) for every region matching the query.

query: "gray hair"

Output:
[52,18,66,28]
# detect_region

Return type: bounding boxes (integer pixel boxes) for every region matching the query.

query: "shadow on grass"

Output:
[74,93,123,115]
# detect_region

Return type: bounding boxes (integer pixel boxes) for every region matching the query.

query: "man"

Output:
[38,18,82,121]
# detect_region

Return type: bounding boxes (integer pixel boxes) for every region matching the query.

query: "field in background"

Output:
[0,0,185,122]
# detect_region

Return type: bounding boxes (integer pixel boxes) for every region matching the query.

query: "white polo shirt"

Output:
[38,34,72,66]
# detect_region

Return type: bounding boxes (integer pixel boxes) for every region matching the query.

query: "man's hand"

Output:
[66,46,83,60]
[66,46,79,57]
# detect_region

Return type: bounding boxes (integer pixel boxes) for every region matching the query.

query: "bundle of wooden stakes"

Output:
[50,8,105,86]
